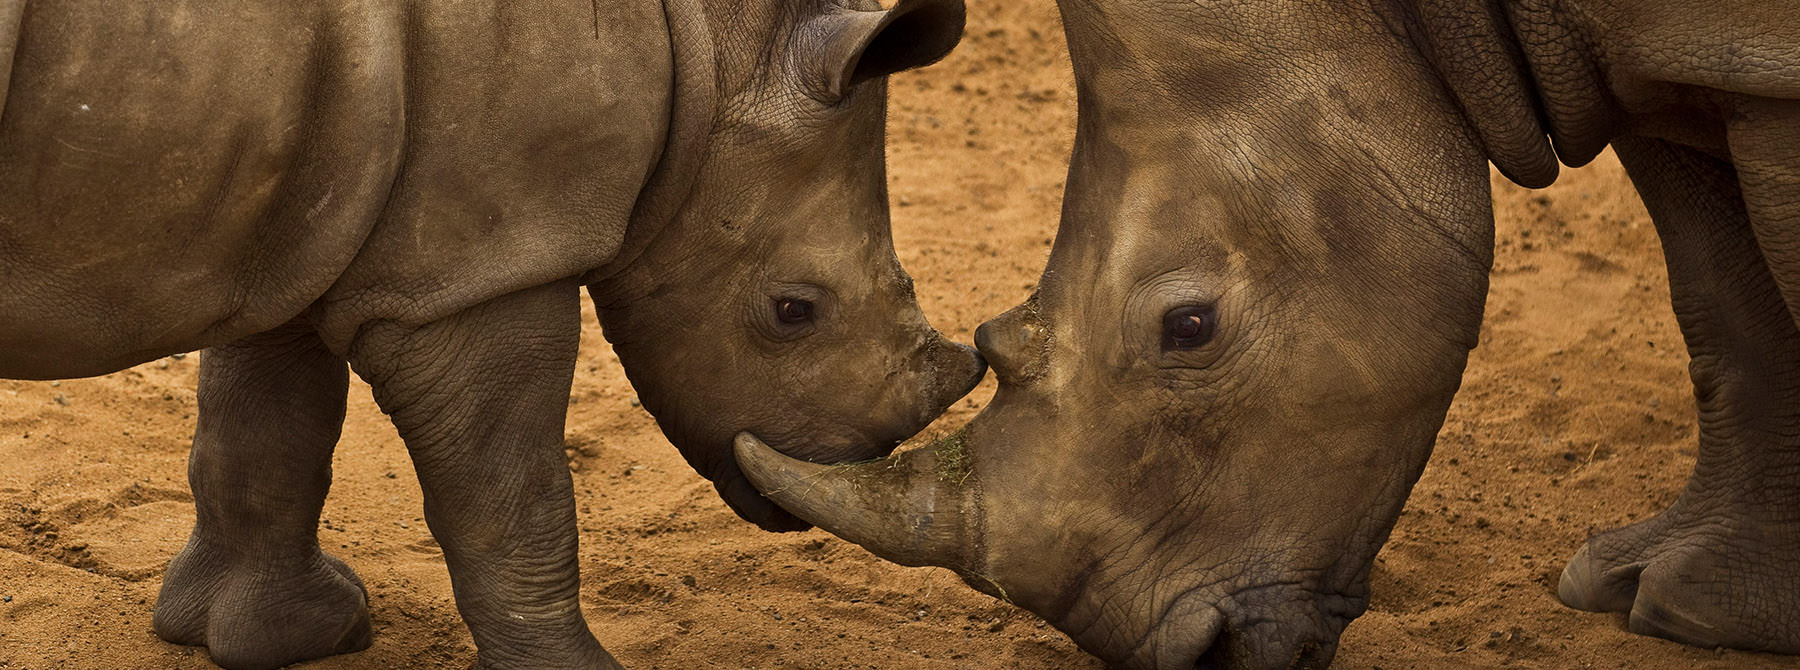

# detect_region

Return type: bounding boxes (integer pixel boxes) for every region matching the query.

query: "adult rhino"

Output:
[739,0,1800,668]
[0,0,981,668]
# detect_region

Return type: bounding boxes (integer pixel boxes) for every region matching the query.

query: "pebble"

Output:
[3,595,11,603]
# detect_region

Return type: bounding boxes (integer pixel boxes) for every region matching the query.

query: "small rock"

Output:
[3,595,12,603]
[628,397,642,408]
[171,352,187,360]
[53,394,68,406]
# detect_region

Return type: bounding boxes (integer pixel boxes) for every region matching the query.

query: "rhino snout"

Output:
[927,336,986,405]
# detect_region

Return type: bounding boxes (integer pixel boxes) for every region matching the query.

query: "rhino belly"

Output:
[0,1,404,379]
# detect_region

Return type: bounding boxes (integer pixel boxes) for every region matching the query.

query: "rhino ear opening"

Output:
[797,0,966,104]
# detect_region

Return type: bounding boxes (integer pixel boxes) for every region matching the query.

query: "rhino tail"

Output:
[0,0,21,121]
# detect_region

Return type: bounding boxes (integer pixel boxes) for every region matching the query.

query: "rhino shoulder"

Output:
[313,0,676,350]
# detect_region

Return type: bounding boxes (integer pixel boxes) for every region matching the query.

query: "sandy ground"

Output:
[2,2,1794,669]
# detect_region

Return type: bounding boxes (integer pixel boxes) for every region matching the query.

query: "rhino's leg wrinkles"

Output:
[351,279,619,670]
[154,320,372,670]
[1556,136,1800,653]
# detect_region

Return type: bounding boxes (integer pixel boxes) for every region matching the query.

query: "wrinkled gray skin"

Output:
[740,0,1800,668]
[0,1,981,668]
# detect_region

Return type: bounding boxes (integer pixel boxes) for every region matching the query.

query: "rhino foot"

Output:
[1557,495,1800,653]
[153,537,372,670]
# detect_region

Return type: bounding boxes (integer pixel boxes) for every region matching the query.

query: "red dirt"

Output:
[1,2,1791,669]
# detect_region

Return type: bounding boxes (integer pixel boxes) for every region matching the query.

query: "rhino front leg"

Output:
[1557,135,1800,653]
[349,279,619,670]
[154,321,373,670]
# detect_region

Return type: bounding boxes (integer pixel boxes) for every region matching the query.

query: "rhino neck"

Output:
[1399,0,1620,188]
[586,0,721,285]
[586,0,819,288]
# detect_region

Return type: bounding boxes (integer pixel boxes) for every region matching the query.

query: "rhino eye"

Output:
[775,298,815,324]
[1162,305,1216,350]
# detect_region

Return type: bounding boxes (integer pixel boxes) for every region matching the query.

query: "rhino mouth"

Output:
[746,424,903,464]
[1190,626,1331,670]
[1114,592,1227,670]
[1155,583,1357,670]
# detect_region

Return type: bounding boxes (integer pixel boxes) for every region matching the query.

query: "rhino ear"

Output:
[796,0,965,104]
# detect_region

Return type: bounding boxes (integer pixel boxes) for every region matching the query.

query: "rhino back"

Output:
[0,1,671,378]
[1583,0,1800,99]
[1499,0,1800,161]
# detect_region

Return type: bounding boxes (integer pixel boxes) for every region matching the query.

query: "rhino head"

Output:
[737,0,1506,666]
[590,0,984,532]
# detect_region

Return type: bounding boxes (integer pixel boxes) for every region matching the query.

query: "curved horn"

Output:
[733,432,976,569]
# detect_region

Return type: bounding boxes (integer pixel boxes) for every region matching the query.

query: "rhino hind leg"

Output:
[1556,136,1800,653]
[153,321,373,670]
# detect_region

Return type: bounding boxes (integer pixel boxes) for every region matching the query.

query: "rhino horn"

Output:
[733,432,975,568]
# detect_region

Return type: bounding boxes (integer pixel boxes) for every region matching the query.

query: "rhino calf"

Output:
[0,1,982,668]
[741,0,1800,668]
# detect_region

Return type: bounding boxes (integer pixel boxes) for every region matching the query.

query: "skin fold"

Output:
[0,0,980,668]
[739,0,1800,668]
